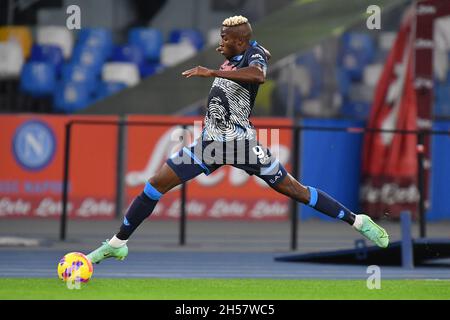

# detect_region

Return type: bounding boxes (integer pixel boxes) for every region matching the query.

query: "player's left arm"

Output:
[182,65,265,84]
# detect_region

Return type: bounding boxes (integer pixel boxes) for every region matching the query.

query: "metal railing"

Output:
[60,118,450,250]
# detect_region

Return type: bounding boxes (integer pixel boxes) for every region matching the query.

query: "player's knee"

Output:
[143,180,163,200]
[148,176,165,194]
[148,175,179,195]
[286,177,309,204]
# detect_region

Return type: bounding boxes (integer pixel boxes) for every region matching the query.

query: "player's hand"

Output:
[182,66,213,78]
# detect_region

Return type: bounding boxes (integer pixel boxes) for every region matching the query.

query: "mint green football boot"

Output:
[86,240,128,264]
[354,215,389,248]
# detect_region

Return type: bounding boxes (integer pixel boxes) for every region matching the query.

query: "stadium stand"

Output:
[0,0,449,121]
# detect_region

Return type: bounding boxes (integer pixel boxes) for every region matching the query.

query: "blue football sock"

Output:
[116,182,162,240]
[307,186,355,225]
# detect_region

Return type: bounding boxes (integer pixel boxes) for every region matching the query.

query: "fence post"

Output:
[60,121,72,241]
[115,116,127,219]
[179,124,188,246]
[401,211,414,269]
[417,131,426,238]
[290,125,301,251]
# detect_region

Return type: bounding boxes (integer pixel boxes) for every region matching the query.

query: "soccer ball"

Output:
[57,252,93,283]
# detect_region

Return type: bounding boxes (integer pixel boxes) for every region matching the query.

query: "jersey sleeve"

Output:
[247,47,268,77]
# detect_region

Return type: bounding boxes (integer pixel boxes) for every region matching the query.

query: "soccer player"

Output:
[87,16,389,264]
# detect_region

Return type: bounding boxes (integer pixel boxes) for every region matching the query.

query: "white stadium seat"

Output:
[0,41,24,78]
[378,32,396,51]
[161,41,197,67]
[37,26,74,59]
[102,62,140,87]
[434,17,450,82]
[207,28,221,47]
[363,63,383,87]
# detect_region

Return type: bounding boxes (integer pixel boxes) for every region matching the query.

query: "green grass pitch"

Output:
[0,278,449,300]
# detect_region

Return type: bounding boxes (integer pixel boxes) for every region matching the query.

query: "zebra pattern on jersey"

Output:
[203,77,255,141]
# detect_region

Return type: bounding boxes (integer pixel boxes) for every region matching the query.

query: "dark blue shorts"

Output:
[166,138,287,187]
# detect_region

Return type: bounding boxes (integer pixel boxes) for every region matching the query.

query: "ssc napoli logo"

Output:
[12,120,56,171]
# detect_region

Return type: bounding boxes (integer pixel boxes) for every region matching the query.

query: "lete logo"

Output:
[12,120,56,171]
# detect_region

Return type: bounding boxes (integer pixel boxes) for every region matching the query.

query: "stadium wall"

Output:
[0,115,448,221]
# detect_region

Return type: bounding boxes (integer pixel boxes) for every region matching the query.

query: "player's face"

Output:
[217,27,242,59]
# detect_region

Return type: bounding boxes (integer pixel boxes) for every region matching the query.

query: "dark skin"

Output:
[148,23,311,205]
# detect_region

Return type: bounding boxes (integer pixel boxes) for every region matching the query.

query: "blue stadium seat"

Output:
[272,83,303,116]
[341,32,376,61]
[435,82,450,117]
[29,44,64,75]
[296,52,323,98]
[128,28,163,62]
[169,29,204,50]
[71,45,106,74]
[340,99,371,119]
[338,32,376,81]
[61,63,98,91]
[94,81,127,101]
[20,62,56,97]
[336,67,351,97]
[110,44,145,67]
[53,81,91,113]
[77,28,113,59]
[139,62,164,78]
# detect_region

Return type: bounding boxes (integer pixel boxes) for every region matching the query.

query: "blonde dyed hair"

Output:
[222,15,249,27]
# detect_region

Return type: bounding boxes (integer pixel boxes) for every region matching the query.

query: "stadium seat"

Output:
[339,52,363,82]
[168,29,205,51]
[102,62,140,87]
[363,64,383,87]
[61,63,98,91]
[349,83,375,103]
[128,28,163,62]
[30,44,64,75]
[71,45,106,74]
[95,81,128,101]
[341,33,376,60]
[300,99,325,117]
[36,26,73,59]
[161,42,197,67]
[207,28,221,47]
[341,99,371,119]
[20,62,56,97]
[76,28,113,60]
[0,41,24,78]
[336,67,351,97]
[378,32,396,51]
[139,62,164,78]
[53,81,91,113]
[373,49,389,64]
[296,52,323,98]
[0,26,32,58]
[435,82,450,117]
[338,32,376,81]
[271,82,303,117]
[110,44,145,67]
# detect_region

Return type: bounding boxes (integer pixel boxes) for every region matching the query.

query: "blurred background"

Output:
[0,0,449,255]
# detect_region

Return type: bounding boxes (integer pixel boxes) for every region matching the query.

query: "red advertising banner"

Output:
[361,9,419,219]
[0,114,292,220]
[125,115,292,220]
[0,114,118,219]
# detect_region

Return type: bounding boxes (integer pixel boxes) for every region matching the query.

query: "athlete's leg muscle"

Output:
[270,173,356,225]
[271,173,310,204]
[148,163,183,194]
